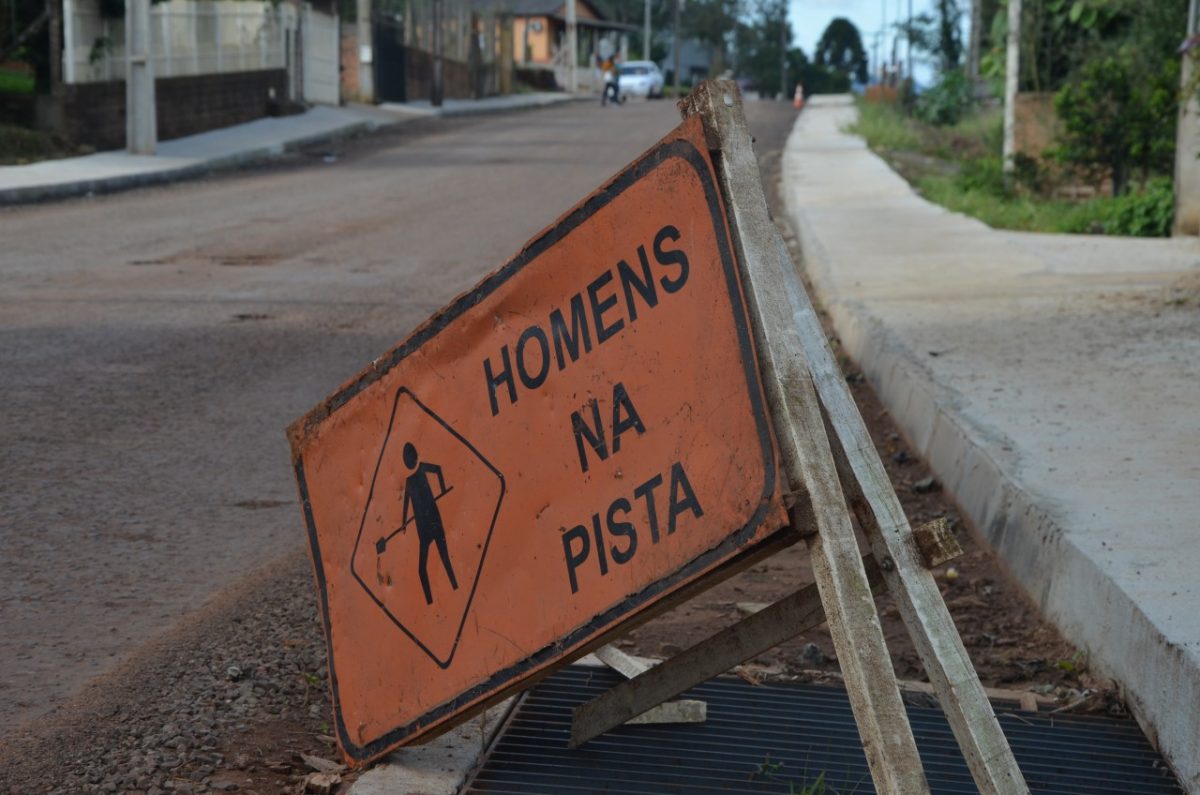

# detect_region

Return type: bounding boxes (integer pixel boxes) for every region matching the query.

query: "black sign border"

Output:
[295,132,780,762]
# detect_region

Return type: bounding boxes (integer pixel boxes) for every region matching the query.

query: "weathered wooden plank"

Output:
[765,157,1030,794]
[573,520,959,747]
[626,700,708,725]
[591,644,708,727]
[682,81,929,794]
[572,557,887,747]
[593,645,654,679]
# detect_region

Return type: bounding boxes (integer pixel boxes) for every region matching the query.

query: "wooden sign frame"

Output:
[567,82,1030,795]
[292,80,1032,794]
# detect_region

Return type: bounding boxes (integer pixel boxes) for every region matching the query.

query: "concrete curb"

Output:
[0,118,383,207]
[346,697,517,795]
[0,93,581,207]
[781,111,1199,792]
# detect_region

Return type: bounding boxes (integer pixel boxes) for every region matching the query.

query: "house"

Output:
[473,0,635,90]
[659,38,714,87]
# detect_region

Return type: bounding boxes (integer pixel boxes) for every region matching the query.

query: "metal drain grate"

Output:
[464,666,1182,794]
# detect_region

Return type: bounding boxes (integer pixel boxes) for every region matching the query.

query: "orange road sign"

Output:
[288,114,789,765]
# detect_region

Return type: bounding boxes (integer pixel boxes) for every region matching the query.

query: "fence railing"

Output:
[63,0,287,84]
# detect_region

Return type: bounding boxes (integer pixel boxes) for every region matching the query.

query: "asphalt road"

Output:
[0,99,812,737]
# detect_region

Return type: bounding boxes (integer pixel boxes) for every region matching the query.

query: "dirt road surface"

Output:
[0,99,1099,794]
[0,101,683,733]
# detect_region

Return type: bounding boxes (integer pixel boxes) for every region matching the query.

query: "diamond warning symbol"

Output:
[350,387,504,669]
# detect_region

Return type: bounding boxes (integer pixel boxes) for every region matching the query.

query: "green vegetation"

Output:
[0,67,34,94]
[847,0,1186,237]
[850,100,1173,237]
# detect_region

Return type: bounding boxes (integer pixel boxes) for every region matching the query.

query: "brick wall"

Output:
[1013,92,1060,158]
[341,28,361,101]
[55,69,287,151]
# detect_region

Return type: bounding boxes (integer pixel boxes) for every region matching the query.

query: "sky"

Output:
[788,0,952,85]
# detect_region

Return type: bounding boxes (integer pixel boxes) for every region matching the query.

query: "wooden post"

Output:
[682,82,930,794]
[687,80,1030,795]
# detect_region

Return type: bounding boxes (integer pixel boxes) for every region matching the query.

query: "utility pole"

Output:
[1002,0,1020,174]
[356,0,373,102]
[644,0,651,61]
[432,0,443,106]
[880,0,887,80]
[125,0,155,154]
[566,0,578,92]
[779,0,787,99]
[906,0,912,81]
[1174,0,1200,234]
[671,0,680,97]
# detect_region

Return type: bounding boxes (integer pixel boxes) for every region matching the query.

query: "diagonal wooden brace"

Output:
[571,520,958,748]
[682,80,931,793]
[765,139,1030,795]
[571,555,884,748]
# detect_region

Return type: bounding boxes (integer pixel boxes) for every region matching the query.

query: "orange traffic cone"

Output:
[793,84,805,110]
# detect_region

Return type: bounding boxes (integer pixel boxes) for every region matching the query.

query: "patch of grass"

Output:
[916,173,1101,232]
[846,100,923,152]
[790,771,828,795]
[0,67,35,94]
[849,97,1170,237]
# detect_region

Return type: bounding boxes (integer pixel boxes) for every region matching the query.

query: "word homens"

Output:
[482,224,690,417]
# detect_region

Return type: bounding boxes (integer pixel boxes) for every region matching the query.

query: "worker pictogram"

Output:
[351,388,504,669]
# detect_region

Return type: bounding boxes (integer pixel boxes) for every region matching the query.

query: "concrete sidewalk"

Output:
[0,92,576,205]
[782,95,1200,791]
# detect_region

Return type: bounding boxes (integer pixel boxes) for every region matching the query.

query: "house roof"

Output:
[470,0,605,20]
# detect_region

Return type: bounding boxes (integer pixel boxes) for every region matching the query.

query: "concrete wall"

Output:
[45,69,287,151]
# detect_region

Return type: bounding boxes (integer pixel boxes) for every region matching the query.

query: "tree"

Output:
[900,0,965,76]
[814,17,867,84]
[735,0,790,97]
[934,0,964,72]
[681,0,740,74]
[1054,44,1179,196]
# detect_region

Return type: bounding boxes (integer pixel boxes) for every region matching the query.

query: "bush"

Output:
[914,69,973,126]
[1100,178,1174,237]
[1054,46,1179,196]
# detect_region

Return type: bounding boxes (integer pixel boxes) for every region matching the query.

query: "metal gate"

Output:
[374,14,406,103]
[301,4,340,105]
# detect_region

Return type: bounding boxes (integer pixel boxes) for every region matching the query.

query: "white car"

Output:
[618,61,665,98]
